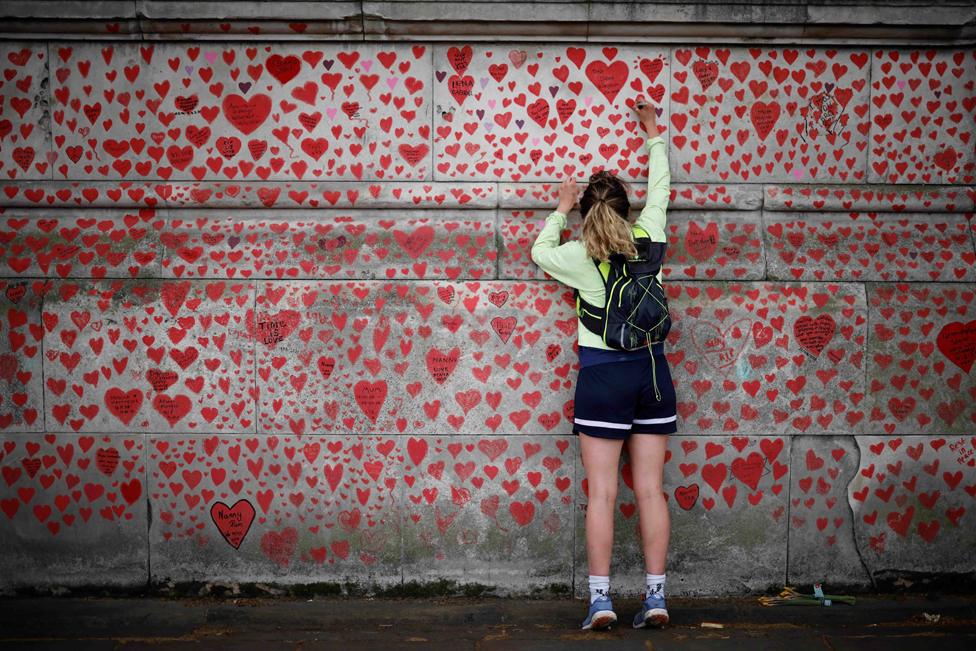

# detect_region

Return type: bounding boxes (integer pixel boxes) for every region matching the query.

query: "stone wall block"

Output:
[574,434,790,597]
[668,281,868,436]
[0,181,165,208]
[138,1,364,39]
[41,279,256,433]
[255,280,579,436]
[433,44,670,181]
[764,211,976,282]
[0,208,164,279]
[868,49,976,185]
[763,184,976,212]
[162,181,498,209]
[0,432,148,593]
[401,434,575,594]
[850,435,976,583]
[865,283,976,435]
[499,208,764,281]
[0,278,45,433]
[50,43,433,181]
[160,209,498,280]
[670,46,872,184]
[0,42,51,181]
[787,435,871,588]
[148,433,402,587]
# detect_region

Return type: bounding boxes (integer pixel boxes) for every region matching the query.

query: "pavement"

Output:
[1,592,975,649]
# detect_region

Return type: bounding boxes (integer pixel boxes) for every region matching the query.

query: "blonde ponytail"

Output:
[581,199,637,262]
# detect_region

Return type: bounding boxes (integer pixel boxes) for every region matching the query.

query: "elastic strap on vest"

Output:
[647,333,662,402]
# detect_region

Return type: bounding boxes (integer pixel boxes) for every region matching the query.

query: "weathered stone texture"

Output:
[50,43,433,181]
[148,433,402,586]
[787,435,870,588]
[0,43,50,181]
[41,279,256,433]
[433,44,671,181]
[669,46,873,184]
[574,435,791,598]
[0,432,148,592]
[764,211,976,282]
[850,435,976,580]
[0,279,44,432]
[868,49,976,185]
[159,210,497,280]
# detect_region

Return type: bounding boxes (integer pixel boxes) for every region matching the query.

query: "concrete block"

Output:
[865,283,976,435]
[868,48,976,185]
[0,1,136,19]
[401,434,575,594]
[139,2,363,40]
[148,434,401,587]
[137,1,360,21]
[0,209,163,278]
[498,181,762,210]
[0,279,44,433]
[0,432,148,593]
[162,181,497,209]
[433,44,670,181]
[764,184,976,212]
[574,434,790,597]
[364,2,589,40]
[160,210,497,280]
[0,43,50,181]
[50,43,432,181]
[849,435,976,581]
[807,2,976,27]
[589,1,808,26]
[0,182,165,208]
[669,46,871,184]
[787,435,871,588]
[499,208,764,281]
[254,280,578,436]
[764,211,976,282]
[669,281,868,436]
[41,279,256,433]
[0,3,139,37]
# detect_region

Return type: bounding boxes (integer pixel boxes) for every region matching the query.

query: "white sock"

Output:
[588,575,610,603]
[645,572,666,599]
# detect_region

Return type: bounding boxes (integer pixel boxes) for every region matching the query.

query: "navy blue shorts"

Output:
[572,352,678,439]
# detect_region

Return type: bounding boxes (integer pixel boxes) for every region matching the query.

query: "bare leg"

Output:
[579,432,625,576]
[626,433,670,574]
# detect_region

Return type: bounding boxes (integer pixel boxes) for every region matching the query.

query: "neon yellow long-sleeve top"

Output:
[530,135,670,351]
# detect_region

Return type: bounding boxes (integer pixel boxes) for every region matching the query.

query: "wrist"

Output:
[555,204,573,216]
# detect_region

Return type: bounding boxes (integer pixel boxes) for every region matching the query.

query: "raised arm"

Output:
[632,96,670,242]
[530,209,590,289]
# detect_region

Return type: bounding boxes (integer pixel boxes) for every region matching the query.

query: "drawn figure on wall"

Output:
[531,93,675,632]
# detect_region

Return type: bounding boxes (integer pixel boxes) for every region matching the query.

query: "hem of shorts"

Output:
[632,426,678,435]
[573,427,631,440]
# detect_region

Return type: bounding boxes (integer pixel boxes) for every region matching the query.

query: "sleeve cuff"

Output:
[646,135,664,148]
[549,210,568,224]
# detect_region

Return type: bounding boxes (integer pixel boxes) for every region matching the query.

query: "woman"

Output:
[530,94,675,631]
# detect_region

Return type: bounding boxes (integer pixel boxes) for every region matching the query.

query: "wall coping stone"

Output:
[0,1,973,42]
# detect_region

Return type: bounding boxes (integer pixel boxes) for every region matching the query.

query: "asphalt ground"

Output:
[1,593,975,649]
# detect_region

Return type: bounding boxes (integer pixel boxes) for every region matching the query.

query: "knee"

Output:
[587,485,618,507]
[633,485,665,504]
